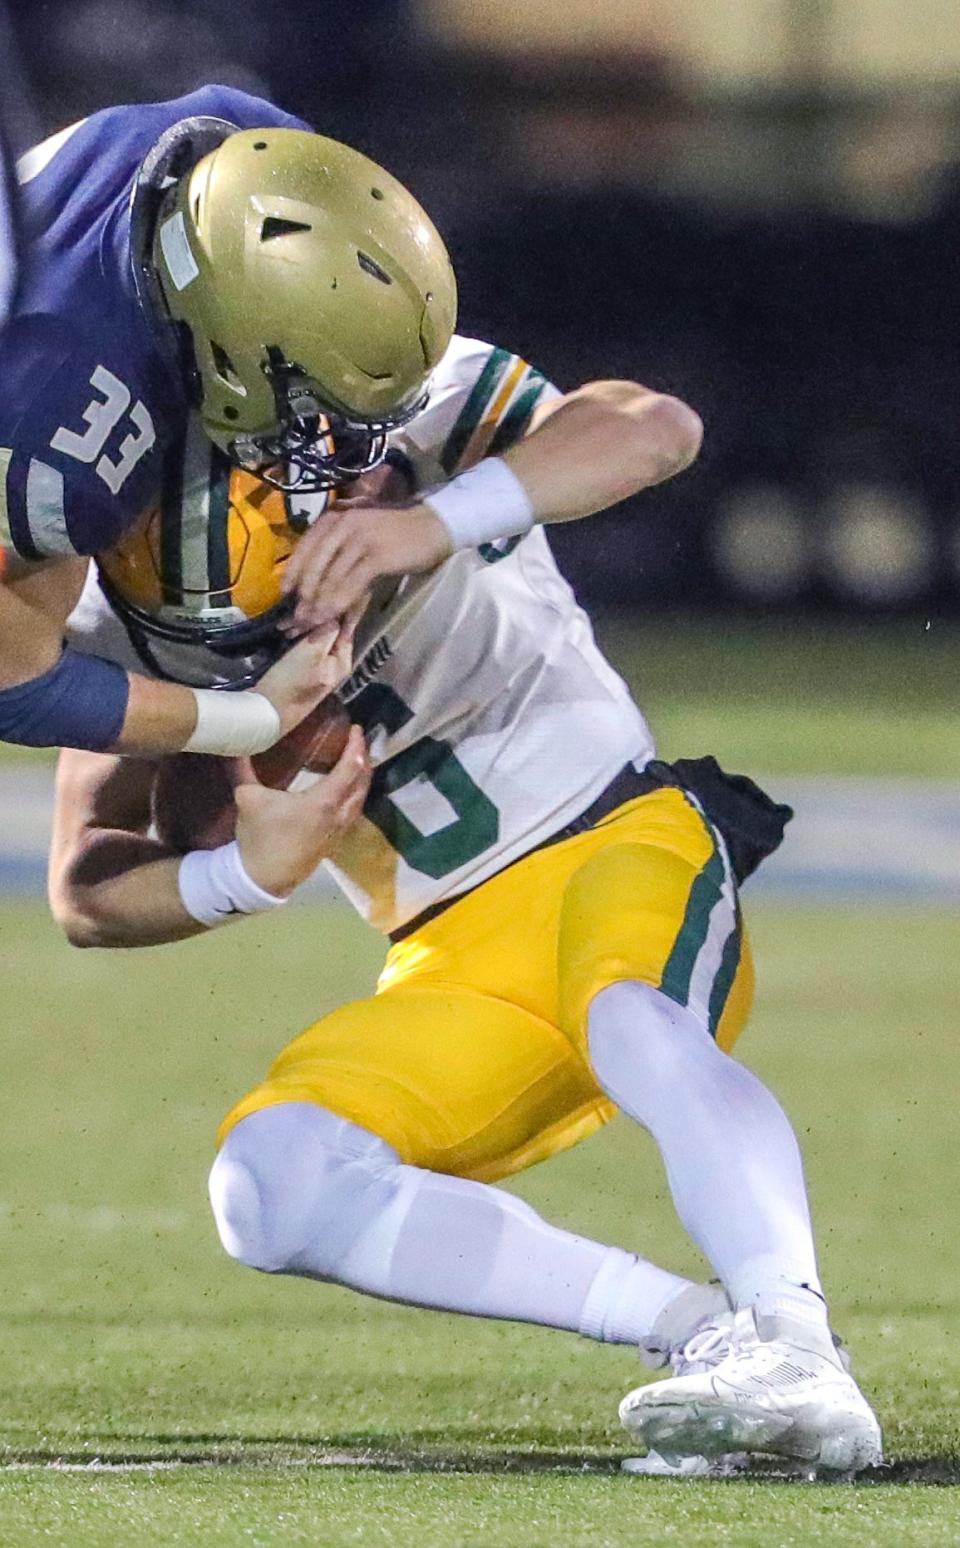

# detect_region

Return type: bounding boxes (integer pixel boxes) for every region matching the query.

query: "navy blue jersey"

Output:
[0,87,307,560]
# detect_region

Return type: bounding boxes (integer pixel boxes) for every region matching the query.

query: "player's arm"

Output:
[48,747,193,947]
[282,375,702,631]
[490,378,702,522]
[0,550,351,757]
[49,729,370,949]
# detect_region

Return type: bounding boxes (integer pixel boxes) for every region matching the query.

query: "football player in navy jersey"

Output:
[0,85,460,761]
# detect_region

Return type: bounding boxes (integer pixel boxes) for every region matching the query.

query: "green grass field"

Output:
[595,612,960,776]
[1,889,958,1546]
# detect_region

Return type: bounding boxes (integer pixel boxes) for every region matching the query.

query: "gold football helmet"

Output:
[97,422,334,686]
[151,127,456,494]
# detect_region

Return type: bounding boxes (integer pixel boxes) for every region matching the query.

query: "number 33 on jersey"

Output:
[51,365,155,496]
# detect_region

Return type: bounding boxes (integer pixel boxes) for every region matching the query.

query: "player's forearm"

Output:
[279,380,703,630]
[0,635,330,759]
[0,557,345,754]
[113,625,356,756]
[0,565,198,753]
[502,380,703,525]
[418,380,702,558]
[111,672,201,755]
[0,642,203,757]
[0,568,73,686]
[49,830,209,948]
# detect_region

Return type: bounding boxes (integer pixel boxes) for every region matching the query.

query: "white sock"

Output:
[209,1101,697,1344]
[587,980,828,1327]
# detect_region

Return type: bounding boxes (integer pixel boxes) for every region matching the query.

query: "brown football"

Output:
[151,753,242,851]
[151,698,354,852]
[251,695,354,790]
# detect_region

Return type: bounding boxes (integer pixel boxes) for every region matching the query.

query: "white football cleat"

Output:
[619,1306,883,1474]
[623,1311,748,1478]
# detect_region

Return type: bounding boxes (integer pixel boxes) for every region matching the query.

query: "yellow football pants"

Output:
[218,788,755,1184]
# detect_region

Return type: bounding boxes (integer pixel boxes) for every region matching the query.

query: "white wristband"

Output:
[422,457,535,551]
[178,840,288,928]
[183,688,281,757]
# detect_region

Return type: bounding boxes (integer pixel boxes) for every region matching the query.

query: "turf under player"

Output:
[49,325,881,1474]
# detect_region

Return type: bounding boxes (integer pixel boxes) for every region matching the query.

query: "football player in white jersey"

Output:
[49,333,882,1476]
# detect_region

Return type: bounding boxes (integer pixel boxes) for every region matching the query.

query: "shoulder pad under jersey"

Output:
[392,334,560,486]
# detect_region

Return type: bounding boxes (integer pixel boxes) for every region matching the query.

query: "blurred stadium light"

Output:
[713,488,811,602]
[421,0,960,88]
[822,483,935,603]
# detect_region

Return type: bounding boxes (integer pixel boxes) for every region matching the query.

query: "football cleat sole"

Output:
[619,1386,882,1474]
[621,1449,749,1478]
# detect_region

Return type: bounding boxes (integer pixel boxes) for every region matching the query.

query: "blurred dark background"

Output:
[7,0,960,614]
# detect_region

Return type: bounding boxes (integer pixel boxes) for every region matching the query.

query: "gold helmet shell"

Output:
[151,127,456,482]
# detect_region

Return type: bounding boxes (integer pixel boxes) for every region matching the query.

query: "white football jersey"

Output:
[67,335,655,933]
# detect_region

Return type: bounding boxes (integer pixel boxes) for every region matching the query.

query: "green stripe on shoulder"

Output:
[477,534,524,564]
[486,373,549,457]
[659,845,725,1009]
[440,347,513,475]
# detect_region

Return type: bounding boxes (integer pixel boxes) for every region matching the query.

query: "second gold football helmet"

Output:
[97,420,333,685]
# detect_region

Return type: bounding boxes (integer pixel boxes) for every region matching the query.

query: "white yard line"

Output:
[0,1449,618,1474]
[754,776,960,900]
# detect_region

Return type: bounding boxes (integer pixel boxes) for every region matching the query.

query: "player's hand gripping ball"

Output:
[151,697,355,852]
[251,694,353,789]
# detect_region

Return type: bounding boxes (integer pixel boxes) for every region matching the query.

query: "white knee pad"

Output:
[209,1102,401,1276]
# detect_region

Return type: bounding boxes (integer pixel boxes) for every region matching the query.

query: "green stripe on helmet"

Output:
[206,445,233,607]
[159,429,185,605]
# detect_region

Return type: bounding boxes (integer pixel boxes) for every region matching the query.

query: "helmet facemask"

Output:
[228,348,428,496]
